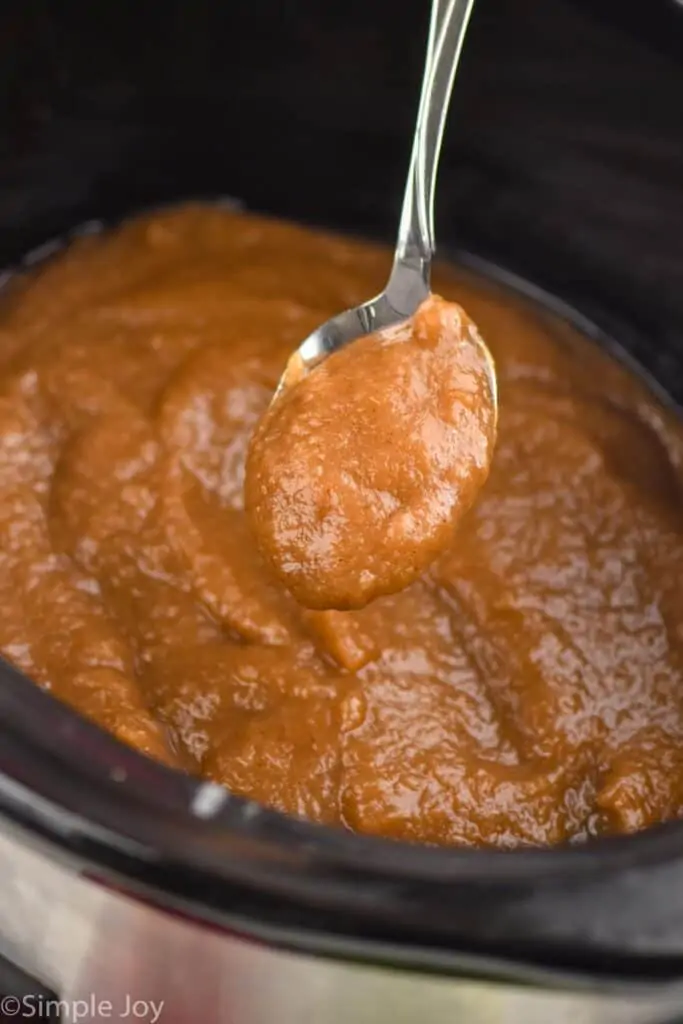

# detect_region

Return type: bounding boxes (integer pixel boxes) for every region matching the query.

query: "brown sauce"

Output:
[245,295,497,610]
[1,202,683,847]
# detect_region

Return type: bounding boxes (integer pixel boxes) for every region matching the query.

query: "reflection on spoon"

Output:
[245,295,497,610]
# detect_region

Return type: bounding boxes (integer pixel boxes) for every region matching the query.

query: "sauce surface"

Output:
[2,203,683,847]
[245,295,497,609]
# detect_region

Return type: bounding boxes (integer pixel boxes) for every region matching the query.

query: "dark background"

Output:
[0,0,681,346]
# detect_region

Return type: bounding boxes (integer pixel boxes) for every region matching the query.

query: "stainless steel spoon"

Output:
[276,0,496,404]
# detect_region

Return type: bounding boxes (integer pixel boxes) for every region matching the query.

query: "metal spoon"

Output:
[275,0,496,406]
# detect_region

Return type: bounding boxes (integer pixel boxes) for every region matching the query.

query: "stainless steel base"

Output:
[0,825,682,1024]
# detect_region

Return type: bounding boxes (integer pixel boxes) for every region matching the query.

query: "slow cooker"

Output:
[1,0,683,1021]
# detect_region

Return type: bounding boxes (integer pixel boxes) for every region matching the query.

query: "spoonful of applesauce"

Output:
[245,0,498,611]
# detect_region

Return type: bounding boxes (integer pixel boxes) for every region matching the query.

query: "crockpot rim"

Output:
[7,652,683,979]
[7,658,683,877]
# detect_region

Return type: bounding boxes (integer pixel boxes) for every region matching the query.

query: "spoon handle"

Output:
[395,0,477,272]
[276,0,478,384]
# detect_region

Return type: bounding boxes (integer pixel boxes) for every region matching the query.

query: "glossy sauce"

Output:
[245,295,497,609]
[1,203,683,847]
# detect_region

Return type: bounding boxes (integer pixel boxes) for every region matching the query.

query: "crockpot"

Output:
[1,1,683,1021]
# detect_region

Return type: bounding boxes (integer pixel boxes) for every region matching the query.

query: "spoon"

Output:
[275,0,496,407]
